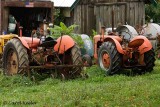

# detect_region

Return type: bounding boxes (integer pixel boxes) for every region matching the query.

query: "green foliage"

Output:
[49,22,78,38]
[0,60,160,106]
[92,29,98,36]
[0,74,35,87]
[49,22,84,48]
[91,29,98,38]
[70,34,84,48]
[85,65,105,77]
[145,3,160,23]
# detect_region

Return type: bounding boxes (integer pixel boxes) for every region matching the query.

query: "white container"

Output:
[8,23,16,33]
[142,23,160,50]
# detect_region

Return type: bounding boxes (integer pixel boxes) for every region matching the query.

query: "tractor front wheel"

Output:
[2,38,29,76]
[98,41,122,75]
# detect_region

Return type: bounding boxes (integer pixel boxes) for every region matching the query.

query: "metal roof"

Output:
[50,0,76,7]
[51,0,157,8]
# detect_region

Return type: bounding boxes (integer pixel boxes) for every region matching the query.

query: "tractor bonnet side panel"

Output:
[14,37,40,49]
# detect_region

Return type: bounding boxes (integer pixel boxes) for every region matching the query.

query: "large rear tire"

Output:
[144,48,155,72]
[2,38,29,76]
[98,41,122,75]
[132,48,155,74]
[70,44,83,77]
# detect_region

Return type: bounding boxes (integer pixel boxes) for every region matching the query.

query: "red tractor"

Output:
[94,25,155,75]
[2,27,83,79]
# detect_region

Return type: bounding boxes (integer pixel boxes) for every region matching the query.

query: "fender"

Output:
[54,35,75,54]
[94,35,124,59]
[131,36,152,54]
[104,37,125,54]
[13,37,40,49]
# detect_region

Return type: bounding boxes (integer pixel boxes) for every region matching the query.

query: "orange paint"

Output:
[93,35,124,59]
[54,35,75,54]
[128,39,144,48]
[104,36,124,54]
[102,53,110,68]
[14,37,40,49]
[131,36,152,54]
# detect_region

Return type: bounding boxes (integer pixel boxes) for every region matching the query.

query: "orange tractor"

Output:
[2,26,83,79]
[94,25,155,75]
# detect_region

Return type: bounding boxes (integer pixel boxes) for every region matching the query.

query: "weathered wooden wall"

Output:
[71,0,145,35]
[95,1,145,33]
[73,4,96,35]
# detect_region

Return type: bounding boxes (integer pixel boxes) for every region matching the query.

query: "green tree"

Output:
[145,2,160,23]
[54,9,65,25]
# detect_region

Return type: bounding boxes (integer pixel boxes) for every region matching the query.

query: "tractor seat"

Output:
[40,37,57,47]
[128,39,144,48]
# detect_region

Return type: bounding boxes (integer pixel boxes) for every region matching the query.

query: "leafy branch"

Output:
[49,22,84,48]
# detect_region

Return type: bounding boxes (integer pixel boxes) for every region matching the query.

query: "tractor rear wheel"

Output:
[132,48,155,74]
[2,38,29,76]
[70,44,83,77]
[98,41,122,75]
[144,48,155,72]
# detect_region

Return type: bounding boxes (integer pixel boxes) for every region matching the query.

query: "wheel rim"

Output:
[99,50,110,71]
[6,49,18,75]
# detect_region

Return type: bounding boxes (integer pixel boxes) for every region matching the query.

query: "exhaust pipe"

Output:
[19,26,23,37]
[101,26,105,42]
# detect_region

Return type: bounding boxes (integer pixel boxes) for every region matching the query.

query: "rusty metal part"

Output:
[101,26,105,42]
[19,26,23,37]
[20,64,84,69]
[102,53,110,68]
[7,50,18,75]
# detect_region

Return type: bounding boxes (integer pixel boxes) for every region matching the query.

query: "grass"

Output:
[0,61,160,107]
